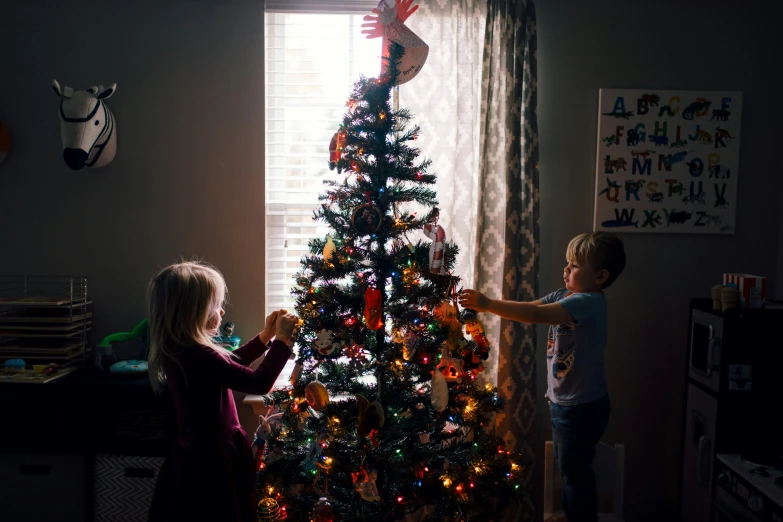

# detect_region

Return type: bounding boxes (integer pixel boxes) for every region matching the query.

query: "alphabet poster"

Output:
[593,89,742,234]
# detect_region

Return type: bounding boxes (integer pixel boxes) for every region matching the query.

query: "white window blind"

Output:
[264,11,382,321]
[265,0,378,14]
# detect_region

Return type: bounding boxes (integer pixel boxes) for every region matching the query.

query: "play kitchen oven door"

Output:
[689,309,722,392]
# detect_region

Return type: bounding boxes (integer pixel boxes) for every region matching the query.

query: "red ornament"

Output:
[312,497,336,522]
[364,287,383,330]
[328,128,345,166]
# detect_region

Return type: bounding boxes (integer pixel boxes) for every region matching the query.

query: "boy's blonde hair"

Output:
[566,232,626,288]
[146,260,232,393]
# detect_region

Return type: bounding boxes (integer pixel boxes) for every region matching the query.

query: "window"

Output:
[264,4,381,384]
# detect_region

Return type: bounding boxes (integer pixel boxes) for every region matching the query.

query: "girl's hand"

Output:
[274,313,299,345]
[259,310,280,344]
[264,310,281,334]
[458,289,490,312]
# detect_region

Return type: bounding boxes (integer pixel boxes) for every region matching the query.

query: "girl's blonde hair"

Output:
[146,260,232,393]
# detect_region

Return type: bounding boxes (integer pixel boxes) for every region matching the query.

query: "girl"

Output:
[146,261,297,522]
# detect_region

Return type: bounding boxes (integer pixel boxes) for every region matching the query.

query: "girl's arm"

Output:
[232,334,272,366]
[200,340,292,395]
[231,311,282,366]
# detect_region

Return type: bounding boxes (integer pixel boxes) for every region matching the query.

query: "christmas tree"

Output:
[254,14,525,522]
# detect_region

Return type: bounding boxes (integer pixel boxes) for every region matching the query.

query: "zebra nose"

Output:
[63,148,88,170]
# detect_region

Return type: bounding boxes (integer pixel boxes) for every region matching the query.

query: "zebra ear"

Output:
[52,79,73,98]
[95,83,116,100]
[86,85,100,94]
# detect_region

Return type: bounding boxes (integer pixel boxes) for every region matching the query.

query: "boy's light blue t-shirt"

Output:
[541,288,607,406]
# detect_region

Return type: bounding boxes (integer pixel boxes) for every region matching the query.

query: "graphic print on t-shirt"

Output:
[548,321,576,379]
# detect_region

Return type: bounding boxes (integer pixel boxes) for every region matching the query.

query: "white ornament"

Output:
[422,224,446,274]
[430,369,448,412]
[314,329,343,355]
[323,235,336,263]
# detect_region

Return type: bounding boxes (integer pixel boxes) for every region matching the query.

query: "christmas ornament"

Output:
[434,301,466,351]
[323,235,336,263]
[328,127,346,168]
[436,347,466,383]
[289,361,303,385]
[356,394,385,447]
[305,432,328,473]
[257,497,281,521]
[314,329,344,356]
[470,353,485,378]
[430,367,448,412]
[403,330,421,361]
[462,309,490,360]
[251,406,283,470]
[305,380,330,411]
[351,203,383,235]
[363,287,383,330]
[312,497,336,522]
[422,223,446,274]
[352,466,381,502]
[361,0,429,86]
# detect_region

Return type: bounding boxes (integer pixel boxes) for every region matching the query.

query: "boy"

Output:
[459,231,626,522]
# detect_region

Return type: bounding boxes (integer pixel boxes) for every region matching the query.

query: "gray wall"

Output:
[0,0,265,431]
[537,0,783,520]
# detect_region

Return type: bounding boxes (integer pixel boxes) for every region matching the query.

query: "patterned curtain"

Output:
[402,0,539,520]
[477,0,539,520]
[398,0,487,289]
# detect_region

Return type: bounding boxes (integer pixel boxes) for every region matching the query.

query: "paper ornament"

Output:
[52,79,117,170]
[363,0,429,85]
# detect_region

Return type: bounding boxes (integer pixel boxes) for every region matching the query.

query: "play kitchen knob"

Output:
[748,494,763,513]
[717,470,730,488]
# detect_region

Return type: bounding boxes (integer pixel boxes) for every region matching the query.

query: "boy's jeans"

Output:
[549,394,610,522]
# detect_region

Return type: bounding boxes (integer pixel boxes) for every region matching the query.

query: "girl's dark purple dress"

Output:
[148,336,290,522]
